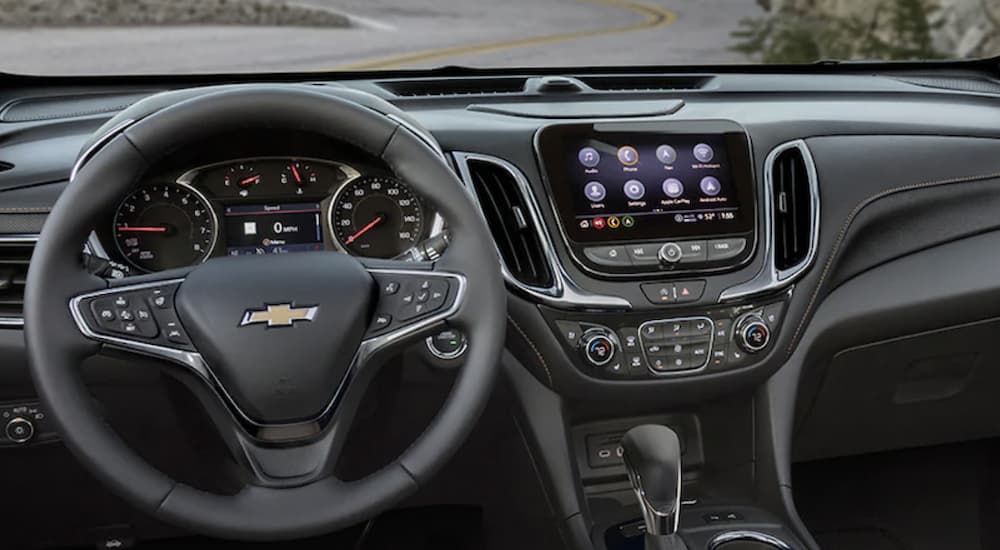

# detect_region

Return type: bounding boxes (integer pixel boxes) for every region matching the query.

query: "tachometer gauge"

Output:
[113,183,217,272]
[330,176,424,258]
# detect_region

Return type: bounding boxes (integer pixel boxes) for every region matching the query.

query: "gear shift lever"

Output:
[622,425,687,550]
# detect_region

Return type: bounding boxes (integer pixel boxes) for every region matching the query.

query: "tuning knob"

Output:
[5,417,34,444]
[579,328,618,367]
[735,314,770,353]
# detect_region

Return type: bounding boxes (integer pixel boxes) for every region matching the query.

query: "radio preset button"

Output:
[657,242,683,264]
[583,246,632,267]
[707,238,748,261]
[626,243,660,264]
[678,240,708,263]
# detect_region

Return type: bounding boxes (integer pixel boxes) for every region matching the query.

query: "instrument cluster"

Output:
[102,157,435,274]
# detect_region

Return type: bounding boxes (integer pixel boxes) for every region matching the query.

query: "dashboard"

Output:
[93,155,441,275]
[2,66,1000,550]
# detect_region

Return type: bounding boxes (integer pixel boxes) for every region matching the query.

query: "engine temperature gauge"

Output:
[281,161,318,194]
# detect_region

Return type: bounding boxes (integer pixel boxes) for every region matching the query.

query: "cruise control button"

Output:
[674,280,706,303]
[707,238,747,261]
[119,309,134,321]
[114,296,129,308]
[625,243,660,264]
[641,283,676,305]
[583,246,632,267]
[678,240,707,263]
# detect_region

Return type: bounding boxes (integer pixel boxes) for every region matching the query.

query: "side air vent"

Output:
[376,77,527,97]
[464,159,553,288]
[578,75,712,91]
[0,239,34,320]
[770,144,816,274]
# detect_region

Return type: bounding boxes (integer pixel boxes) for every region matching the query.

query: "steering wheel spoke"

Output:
[359,262,467,367]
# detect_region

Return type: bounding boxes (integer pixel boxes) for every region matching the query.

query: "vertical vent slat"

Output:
[466,160,553,289]
[772,147,813,272]
[0,241,34,319]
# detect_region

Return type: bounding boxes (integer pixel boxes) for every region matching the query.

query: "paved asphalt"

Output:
[0,0,763,75]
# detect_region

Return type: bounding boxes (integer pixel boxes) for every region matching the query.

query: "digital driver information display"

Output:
[223,202,323,256]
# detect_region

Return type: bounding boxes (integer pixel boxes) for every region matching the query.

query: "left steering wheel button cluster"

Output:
[82,283,195,351]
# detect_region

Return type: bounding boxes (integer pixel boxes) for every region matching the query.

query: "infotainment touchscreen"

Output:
[536,123,755,244]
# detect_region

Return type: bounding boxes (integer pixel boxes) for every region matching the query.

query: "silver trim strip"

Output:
[720,140,820,300]
[68,268,466,435]
[69,118,136,182]
[452,152,631,311]
[637,316,714,376]
[708,531,793,550]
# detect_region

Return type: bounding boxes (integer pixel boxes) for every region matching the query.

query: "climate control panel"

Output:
[546,294,786,380]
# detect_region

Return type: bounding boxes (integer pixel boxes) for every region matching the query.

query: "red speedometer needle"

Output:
[345,216,383,245]
[117,225,168,233]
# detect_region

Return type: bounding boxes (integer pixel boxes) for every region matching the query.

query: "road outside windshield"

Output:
[0,0,997,75]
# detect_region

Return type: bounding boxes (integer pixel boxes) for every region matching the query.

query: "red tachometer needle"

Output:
[345,216,383,245]
[117,226,168,233]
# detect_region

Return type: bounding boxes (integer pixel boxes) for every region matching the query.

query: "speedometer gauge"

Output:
[113,183,217,272]
[330,176,424,258]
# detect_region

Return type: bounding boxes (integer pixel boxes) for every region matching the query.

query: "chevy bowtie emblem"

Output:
[240,304,318,328]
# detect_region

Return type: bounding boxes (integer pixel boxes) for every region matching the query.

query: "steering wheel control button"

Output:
[658,242,683,264]
[5,417,34,444]
[707,238,747,261]
[366,274,457,337]
[584,245,632,267]
[579,328,617,368]
[736,315,770,353]
[382,281,400,295]
[114,296,129,308]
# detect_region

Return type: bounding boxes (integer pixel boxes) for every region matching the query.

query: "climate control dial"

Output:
[735,314,770,353]
[579,328,618,367]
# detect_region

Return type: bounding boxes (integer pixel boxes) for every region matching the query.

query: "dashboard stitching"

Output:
[507,316,553,387]
[0,207,51,213]
[788,170,1000,355]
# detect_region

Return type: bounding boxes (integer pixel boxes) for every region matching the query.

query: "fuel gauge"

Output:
[223,163,260,197]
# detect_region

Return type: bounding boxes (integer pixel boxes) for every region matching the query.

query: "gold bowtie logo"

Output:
[240,304,318,328]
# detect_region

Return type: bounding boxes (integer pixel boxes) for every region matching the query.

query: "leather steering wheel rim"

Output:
[23,86,506,540]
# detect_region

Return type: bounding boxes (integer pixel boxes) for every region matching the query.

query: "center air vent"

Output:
[770,143,816,274]
[0,239,34,320]
[463,159,553,288]
[377,77,527,97]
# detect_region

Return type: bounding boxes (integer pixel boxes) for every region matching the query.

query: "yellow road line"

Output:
[334,0,678,71]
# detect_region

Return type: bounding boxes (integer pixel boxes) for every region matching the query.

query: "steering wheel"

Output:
[23,87,506,540]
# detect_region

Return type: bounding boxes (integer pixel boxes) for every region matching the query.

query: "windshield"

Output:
[2,0,997,75]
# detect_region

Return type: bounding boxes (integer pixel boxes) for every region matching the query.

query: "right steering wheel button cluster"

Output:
[367,273,453,337]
